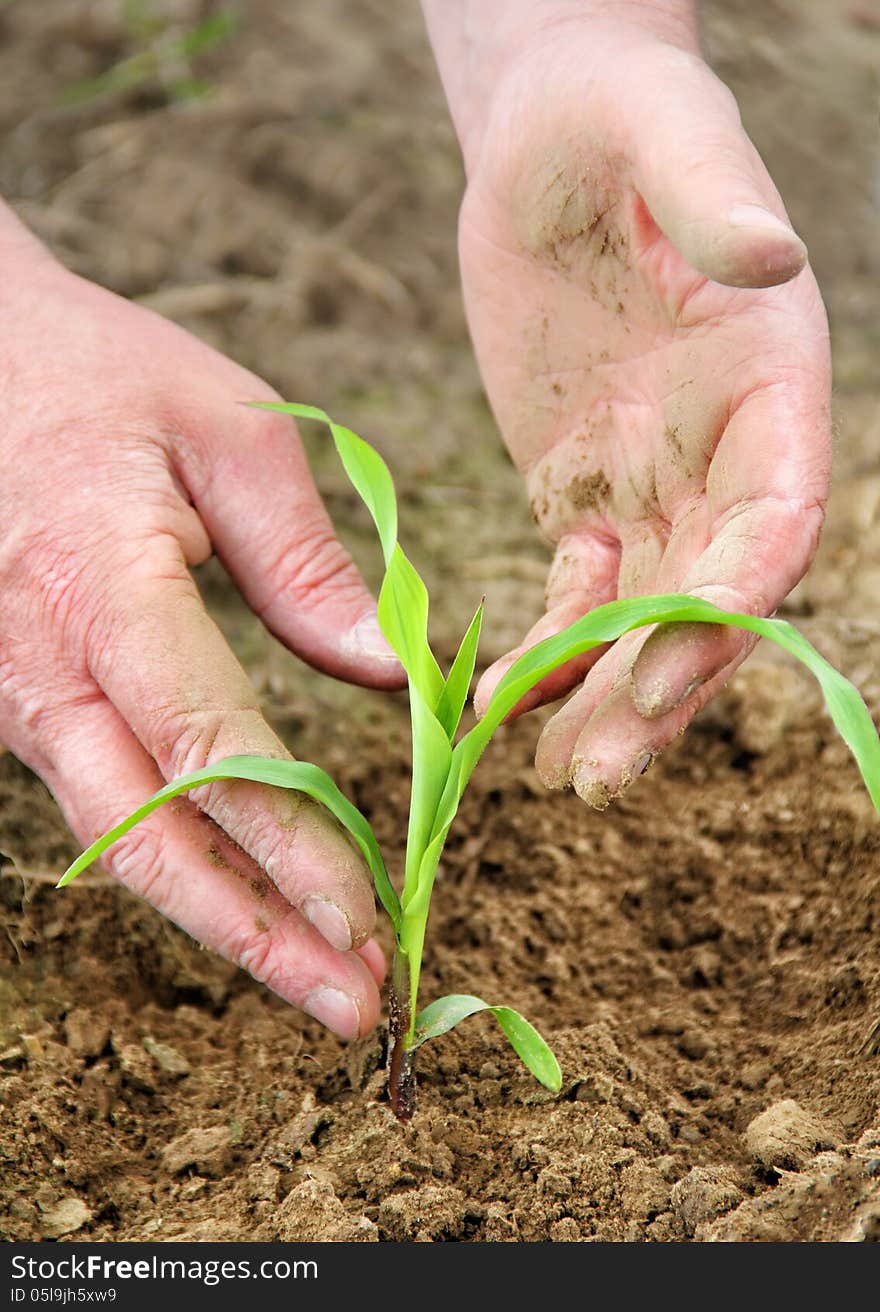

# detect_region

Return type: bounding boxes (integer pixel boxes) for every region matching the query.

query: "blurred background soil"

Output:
[0,0,878,1242]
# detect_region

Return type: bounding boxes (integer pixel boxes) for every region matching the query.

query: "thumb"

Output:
[618,44,806,289]
[175,399,405,691]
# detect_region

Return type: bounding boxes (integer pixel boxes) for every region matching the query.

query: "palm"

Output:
[460,35,831,797]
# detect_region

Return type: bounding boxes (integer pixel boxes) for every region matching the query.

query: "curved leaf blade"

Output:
[403,686,453,898]
[247,402,453,963]
[250,401,398,564]
[429,595,880,842]
[413,993,489,1041]
[378,545,445,707]
[254,401,445,710]
[413,993,561,1092]
[491,1006,562,1093]
[435,600,484,740]
[57,754,400,932]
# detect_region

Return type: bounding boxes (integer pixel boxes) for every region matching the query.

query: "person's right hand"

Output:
[424,0,831,806]
[0,213,406,1039]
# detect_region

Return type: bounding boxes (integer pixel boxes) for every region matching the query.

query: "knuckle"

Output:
[231,405,297,468]
[152,701,265,779]
[545,534,620,608]
[250,825,303,892]
[234,929,276,986]
[191,773,304,854]
[106,822,167,901]
[260,527,361,616]
[229,924,307,1002]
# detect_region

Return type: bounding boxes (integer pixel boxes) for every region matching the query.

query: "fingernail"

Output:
[303,986,361,1039]
[350,613,398,663]
[632,752,653,778]
[302,895,352,952]
[727,204,799,237]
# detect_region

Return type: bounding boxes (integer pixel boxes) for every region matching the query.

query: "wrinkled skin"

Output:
[424,1,831,805]
[0,226,404,1038]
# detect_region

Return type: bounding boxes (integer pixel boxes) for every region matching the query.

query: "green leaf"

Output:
[252,400,445,708]
[253,401,454,945]
[378,546,445,708]
[57,754,400,933]
[403,687,452,897]
[435,601,484,740]
[398,828,448,1021]
[430,594,880,839]
[413,994,562,1093]
[178,9,239,59]
[249,402,398,564]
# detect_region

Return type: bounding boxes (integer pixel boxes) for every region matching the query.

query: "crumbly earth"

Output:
[1,0,879,1243]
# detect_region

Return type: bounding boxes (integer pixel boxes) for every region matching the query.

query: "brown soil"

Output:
[1,0,879,1243]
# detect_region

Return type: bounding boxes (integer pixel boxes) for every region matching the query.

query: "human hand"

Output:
[425,0,830,805]
[0,210,405,1036]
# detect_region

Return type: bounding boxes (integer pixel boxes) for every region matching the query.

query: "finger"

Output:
[541,322,829,795]
[530,514,671,784]
[619,44,807,288]
[625,498,806,727]
[357,938,386,988]
[40,691,382,1037]
[539,463,826,803]
[474,531,620,719]
[571,650,747,809]
[172,402,404,691]
[86,539,380,953]
[538,482,825,800]
[534,627,643,789]
[632,375,829,718]
[614,509,743,717]
[534,618,748,804]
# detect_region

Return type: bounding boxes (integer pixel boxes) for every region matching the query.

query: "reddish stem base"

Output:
[387,954,416,1122]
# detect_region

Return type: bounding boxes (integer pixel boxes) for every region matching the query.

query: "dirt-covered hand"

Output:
[0,213,405,1036]
[424,0,831,806]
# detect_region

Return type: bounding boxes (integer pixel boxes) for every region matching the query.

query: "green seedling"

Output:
[59,404,880,1120]
[62,5,238,107]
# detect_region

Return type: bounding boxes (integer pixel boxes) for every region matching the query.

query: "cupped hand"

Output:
[0,221,405,1036]
[456,14,831,805]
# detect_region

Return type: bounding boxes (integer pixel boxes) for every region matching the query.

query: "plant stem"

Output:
[388,945,417,1122]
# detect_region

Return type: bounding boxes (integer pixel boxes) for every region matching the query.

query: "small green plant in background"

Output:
[62,2,239,107]
[59,404,880,1120]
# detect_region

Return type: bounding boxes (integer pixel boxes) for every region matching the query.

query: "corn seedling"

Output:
[59,404,880,1120]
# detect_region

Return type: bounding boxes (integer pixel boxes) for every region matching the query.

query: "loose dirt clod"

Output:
[161,1126,237,1178]
[744,1100,840,1171]
[64,1008,109,1059]
[275,1178,377,1243]
[671,1166,744,1237]
[39,1198,92,1239]
[142,1037,190,1078]
[378,1184,470,1241]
